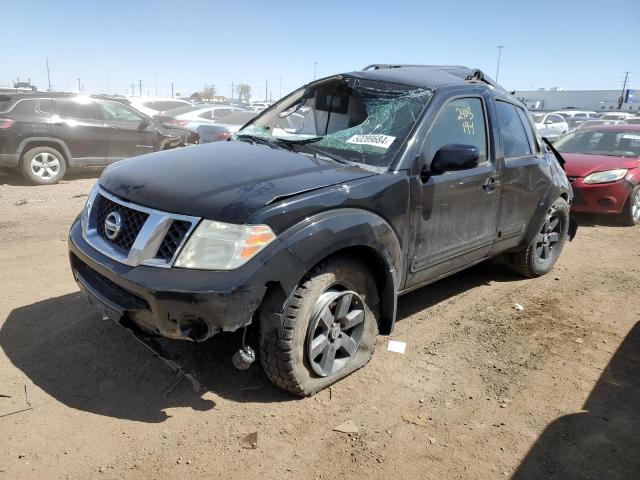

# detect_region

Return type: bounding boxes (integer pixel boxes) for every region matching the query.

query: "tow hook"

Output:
[232,327,256,371]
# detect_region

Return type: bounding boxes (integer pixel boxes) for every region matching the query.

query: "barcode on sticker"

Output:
[346,134,396,149]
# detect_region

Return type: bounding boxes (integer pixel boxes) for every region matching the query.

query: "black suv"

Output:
[0,93,195,185]
[68,65,574,396]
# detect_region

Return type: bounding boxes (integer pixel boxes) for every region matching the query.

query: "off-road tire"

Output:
[508,197,570,278]
[259,256,379,396]
[20,146,67,185]
[620,184,640,226]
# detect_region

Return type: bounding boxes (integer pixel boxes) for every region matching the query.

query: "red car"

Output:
[554,125,640,225]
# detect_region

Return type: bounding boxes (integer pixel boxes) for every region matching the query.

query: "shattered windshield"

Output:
[235,77,432,170]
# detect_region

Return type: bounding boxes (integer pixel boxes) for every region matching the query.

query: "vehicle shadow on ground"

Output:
[0,262,522,423]
[512,322,640,480]
[0,169,101,186]
[572,212,626,228]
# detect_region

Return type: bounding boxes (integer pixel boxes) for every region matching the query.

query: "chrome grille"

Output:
[95,195,149,251]
[83,187,200,268]
[155,220,192,262]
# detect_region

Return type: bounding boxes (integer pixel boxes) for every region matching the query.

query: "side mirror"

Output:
[430,144,480,173]
[139,117,151,130]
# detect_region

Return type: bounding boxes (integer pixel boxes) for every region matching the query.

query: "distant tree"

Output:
[194,85,216,101]
[236,83,251,103]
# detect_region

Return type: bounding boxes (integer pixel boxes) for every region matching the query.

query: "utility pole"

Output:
[155,73,158,96]
[265,80,268,102]
[231,81,234,102]
[46,57,51,91]
[619,71,629,109]
[279,76,282,99]
[495,45,504,82]
[138,80,142,97]
[171,82,174,98]
[77,78,81,93]
[131,83,135,97]
[107,75,110,95]
[314,62,317,80]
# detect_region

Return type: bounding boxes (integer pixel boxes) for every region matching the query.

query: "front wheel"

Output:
[259,256,379,396]
[508,197,570,278]
[621,184,640,226]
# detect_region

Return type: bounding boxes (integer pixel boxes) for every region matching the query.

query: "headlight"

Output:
[81,183,100,231]
[583,169,628,184]
[174,220,276,270]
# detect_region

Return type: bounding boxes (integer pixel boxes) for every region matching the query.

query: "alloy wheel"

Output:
[306,289,365,377]
[632,188,640,222]
[30,152,61,178]
[535,211,562,261]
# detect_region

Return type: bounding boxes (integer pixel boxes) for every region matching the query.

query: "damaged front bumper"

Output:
[68,218,268,342]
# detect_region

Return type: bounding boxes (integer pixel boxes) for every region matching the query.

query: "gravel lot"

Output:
[1,171,638,480]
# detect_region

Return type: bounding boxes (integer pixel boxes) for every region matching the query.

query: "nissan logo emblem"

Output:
[104,211,122,240]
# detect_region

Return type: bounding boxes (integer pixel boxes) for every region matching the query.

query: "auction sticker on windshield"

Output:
[346,134,396,151]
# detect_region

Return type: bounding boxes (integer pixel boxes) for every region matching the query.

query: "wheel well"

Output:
[258,245,396,337]
[19,141,69,166]
[560,192,569,202]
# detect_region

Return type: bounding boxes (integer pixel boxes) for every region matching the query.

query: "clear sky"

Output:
[2,0,639,100]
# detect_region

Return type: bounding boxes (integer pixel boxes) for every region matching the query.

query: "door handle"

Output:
[483,176,500,192]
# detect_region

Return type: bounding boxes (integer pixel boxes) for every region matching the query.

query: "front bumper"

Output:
[569,178,634,215]
[68,218,283,341]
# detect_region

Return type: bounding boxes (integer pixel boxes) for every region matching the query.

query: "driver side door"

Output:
[406,94,501,288]
[98,101,159,162]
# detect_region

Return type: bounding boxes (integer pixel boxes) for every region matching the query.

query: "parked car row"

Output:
[0,92,199,184]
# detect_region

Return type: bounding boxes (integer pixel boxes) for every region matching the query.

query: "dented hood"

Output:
[99,140,374,222]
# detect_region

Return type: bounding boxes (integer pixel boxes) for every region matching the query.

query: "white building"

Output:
[514,89,638,113]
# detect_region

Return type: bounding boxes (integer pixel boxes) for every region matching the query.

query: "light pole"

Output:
[314,62,317,80]
[495,45,504,82]
[155,73,158,96]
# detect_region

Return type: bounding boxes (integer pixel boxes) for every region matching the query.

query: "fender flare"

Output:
[279,208,402,334]
[17,137,72,165]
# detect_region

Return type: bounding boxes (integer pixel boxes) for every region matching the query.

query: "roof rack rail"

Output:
[361,64,506,93]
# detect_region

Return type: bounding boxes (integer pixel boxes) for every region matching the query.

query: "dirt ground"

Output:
[0,170,638,480]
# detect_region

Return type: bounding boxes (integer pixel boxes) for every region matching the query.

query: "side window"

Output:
[56,99,101,121]
[198,110,213,120]
[100,102,143,122]
[495,101,533,158]
[424,97,488,165]
[213,108,232,119]
[38,99,53,114]
[515,107,540,154]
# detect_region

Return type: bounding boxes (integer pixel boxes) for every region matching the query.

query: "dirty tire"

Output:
[508,197,570,278]
[259,256,379,396]
[20,146,66,185]
[620,184,640,226]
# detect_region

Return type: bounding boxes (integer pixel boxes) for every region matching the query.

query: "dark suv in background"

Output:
[0,93,197,185]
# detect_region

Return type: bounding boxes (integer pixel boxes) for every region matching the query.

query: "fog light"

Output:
[178,315,210,342]
[598,198,614,206]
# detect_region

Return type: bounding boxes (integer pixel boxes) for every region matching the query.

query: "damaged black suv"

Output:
[69,65,573,396]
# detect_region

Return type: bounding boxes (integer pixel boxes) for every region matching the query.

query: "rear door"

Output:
[98,101,159,161]
[52,98,107,164]
[491,101,551,252]
[406,92,501,288]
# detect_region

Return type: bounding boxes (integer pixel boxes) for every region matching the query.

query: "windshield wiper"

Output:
[276,136,324,146]
[235,134,291,151]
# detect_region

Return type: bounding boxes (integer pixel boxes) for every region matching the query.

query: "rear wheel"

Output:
[621,184,640,226]
[259,256,379,396]
[20,146,66,185]
[508,197,570,278]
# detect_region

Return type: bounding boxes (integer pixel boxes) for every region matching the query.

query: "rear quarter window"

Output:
[495,101,533,158]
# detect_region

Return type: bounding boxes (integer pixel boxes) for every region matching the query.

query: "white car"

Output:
[531,112,569,140]
[552,110,598,119]
[599,112,637,121]
[126,97,192,117]
[249,101,271,112]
